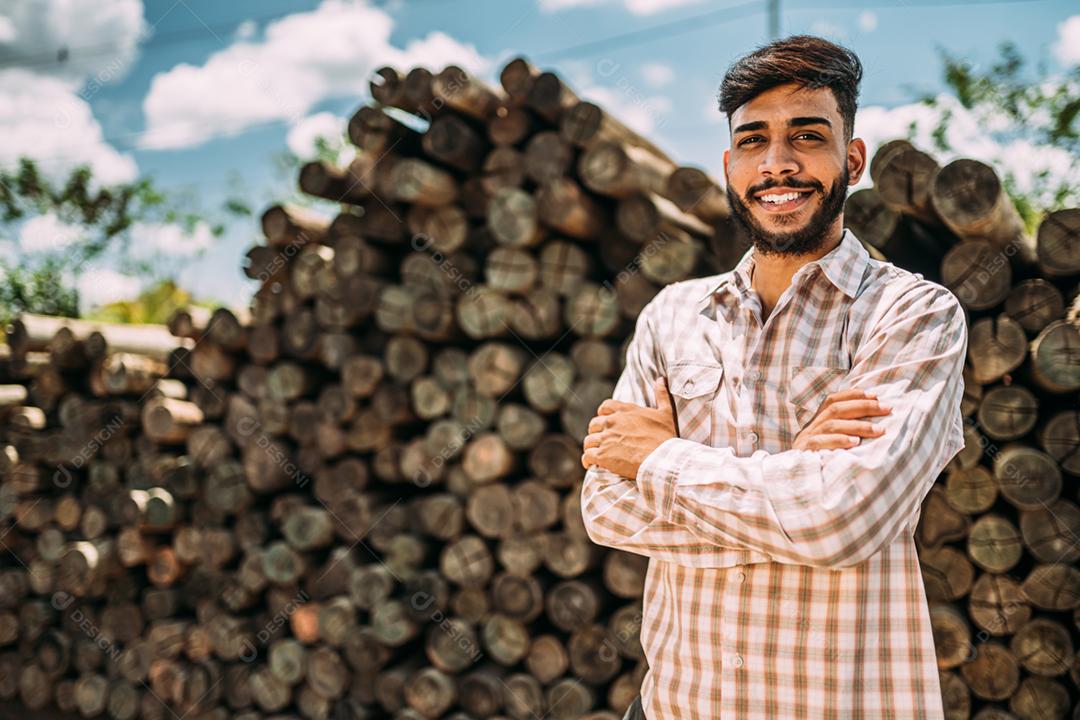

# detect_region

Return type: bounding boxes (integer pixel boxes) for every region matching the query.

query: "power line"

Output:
[533,0,765,62]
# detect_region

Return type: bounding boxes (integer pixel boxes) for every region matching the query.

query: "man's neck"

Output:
[751,225,844,321]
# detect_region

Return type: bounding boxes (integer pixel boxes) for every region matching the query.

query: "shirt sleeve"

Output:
[635,281,969,569]
[580,285,746,562]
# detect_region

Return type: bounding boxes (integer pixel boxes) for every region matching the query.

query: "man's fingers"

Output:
[820,388,877,409]
[583,432,601,450]
[581,447,600,469]
[598,399,637,415]
[816,418,886,438]
[588,415,606,433]
[821,397,892,420]
[803,434,862,450]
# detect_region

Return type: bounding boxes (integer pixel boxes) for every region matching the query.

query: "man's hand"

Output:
[581,377,676,478]
[793,388,893,450]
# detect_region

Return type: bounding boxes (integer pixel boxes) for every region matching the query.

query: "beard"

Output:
[726,166,849,257]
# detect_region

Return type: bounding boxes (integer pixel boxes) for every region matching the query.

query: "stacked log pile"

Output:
[0,57,739,720]
[0,54,1076,720]
[847,141,1080,719]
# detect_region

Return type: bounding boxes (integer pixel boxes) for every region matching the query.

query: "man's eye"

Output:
[795,133,821,141]
[739,137,762,146]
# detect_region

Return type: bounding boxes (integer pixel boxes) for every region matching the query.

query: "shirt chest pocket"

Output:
[786,365,850,430]
[667,361,724,444]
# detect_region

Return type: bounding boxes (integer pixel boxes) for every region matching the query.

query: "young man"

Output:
[581,35,967,719]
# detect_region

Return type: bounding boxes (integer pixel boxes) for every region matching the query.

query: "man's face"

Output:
[722,82,864,257]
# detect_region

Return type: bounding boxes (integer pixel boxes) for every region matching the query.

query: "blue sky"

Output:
[2,0,1078,310]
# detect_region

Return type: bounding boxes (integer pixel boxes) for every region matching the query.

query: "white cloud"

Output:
[0,0,145,85]
[233,19,258,42]
[18,212,88,252]
[1053,15,1080,66]
[579,84,672,136]
[641,62,674,88]
[0,16,16,43]
[129,221,216,258]
[858,11,877,32]
[76,267,143,308]
[702,97,725,125]
[540,0,707,14]
[140,0,490,150]
[0,69,138,185]
[0,0,144,184]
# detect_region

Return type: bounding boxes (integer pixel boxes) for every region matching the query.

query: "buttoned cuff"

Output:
[636,437,699,520]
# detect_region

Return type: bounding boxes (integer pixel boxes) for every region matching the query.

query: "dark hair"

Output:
[717,34,863,143]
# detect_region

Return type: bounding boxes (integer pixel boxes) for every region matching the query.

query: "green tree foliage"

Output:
[85,279,221,325]
[917,41,1080,231]
[0,158,245,326]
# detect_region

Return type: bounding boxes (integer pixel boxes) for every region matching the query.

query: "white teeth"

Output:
[760,191,802,204]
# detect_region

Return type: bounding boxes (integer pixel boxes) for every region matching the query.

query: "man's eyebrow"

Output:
[732,116,833,134]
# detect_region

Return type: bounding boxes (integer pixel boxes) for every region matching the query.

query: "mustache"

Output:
[746,178,822,198]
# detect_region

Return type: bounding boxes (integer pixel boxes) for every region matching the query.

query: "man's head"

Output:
[718,34,867,257]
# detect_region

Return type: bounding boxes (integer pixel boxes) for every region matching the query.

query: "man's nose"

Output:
[758,140,800,178]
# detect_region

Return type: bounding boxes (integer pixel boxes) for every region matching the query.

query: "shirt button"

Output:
[732,654,743,668]
[751,369,761,380]
[736,571,746,583]
[747,431,758,445]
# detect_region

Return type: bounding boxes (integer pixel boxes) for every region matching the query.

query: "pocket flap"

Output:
[669,362,724,399]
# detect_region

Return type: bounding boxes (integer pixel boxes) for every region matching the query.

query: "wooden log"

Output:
[579,141,674,199]
[500,57,539,105]
[931,159,1037,266]
[523,130,576,184]
[260,203,328,248]
[967,314,1027,385]
[423,114,490,173]
[488,103,537,147]
[370,66,407,108]
[525,71,579,124]
[432,66,503,121]
[488,187,545,248]
[967,514,1023,573]
[875,144,942,226]
[664,166,730,223]
[615,192,712,244]
[959,641,1020,701]
[347,104,424,156]
[1020,498,1080,564]
[1036,207,1080,278]
[536,177,605,239]
[976,384,1038,442]
[1029,320,1080,393]
[560,100,671,162]
[921,549,975,606]
[1040,410,1080,476]
[941,240,1013,311]
[992,443,1062,511]
[1005,278,1064,335]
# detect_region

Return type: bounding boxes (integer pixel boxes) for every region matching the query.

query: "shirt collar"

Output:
[696,226,868,307]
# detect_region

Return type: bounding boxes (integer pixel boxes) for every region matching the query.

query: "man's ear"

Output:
[847,137,867,186]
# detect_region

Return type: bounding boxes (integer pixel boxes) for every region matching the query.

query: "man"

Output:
[580,34,967,719]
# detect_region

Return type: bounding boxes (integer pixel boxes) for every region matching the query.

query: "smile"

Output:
[754,189,813,214]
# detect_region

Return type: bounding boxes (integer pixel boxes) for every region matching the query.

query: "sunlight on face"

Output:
[722,83,863,256]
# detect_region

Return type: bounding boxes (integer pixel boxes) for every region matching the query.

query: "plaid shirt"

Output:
[582,227,967,719]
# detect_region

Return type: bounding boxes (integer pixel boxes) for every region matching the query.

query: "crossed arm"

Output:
[580,282,968,569]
